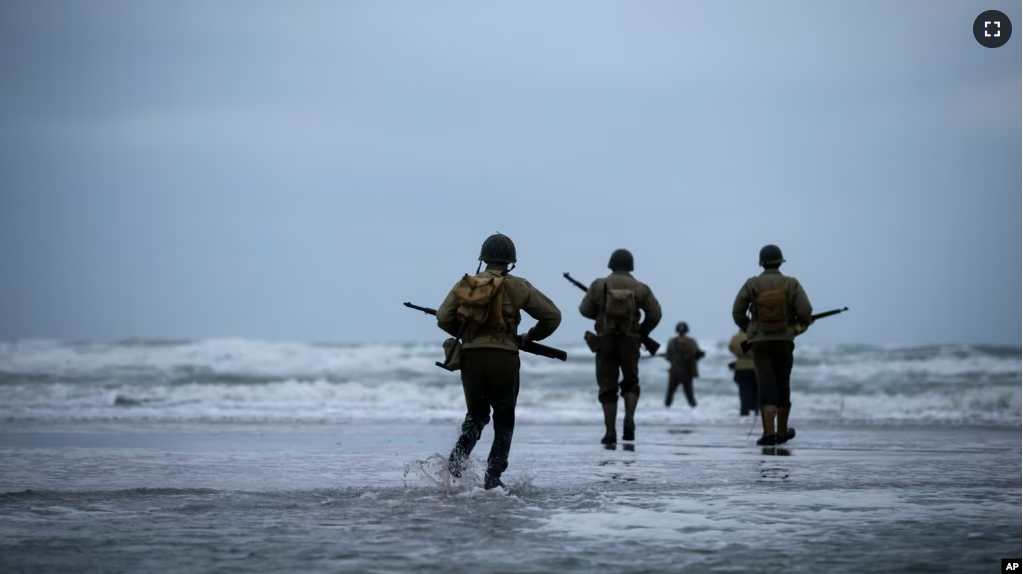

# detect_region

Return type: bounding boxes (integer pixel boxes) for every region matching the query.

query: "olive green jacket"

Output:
[437,265,562,353]
[578,271,662,338]
[731,269,812,343]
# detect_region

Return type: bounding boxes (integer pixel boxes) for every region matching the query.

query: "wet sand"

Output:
[0,420,1019,573]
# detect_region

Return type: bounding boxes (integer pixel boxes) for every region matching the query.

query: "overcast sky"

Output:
[0,1,1019,346]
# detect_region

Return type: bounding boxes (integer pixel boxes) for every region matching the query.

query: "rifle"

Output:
[740,306,849,353]
[403,302,568,362]
[562,272,661,356]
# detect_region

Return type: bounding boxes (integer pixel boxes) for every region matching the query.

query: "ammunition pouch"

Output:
[584,331,600,353]
[442,338,463,371]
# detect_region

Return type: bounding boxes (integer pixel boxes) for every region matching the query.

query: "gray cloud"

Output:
[0,0,1019,346]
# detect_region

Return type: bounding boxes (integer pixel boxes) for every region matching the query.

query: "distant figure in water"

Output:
[727,329,758,416]
[731,244,813,446]
[436,233,562,490]
[663,322,704,409]
[578,249,663,446]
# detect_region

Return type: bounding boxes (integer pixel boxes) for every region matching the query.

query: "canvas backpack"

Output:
[602,283,638,336]
[453,273,509,332]
[752,277,790,334]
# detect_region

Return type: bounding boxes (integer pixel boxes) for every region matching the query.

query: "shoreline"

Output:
[1,421,1017,470]
[1,417,1019,435]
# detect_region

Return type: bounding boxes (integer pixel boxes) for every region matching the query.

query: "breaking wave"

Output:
[0,339,1018,426]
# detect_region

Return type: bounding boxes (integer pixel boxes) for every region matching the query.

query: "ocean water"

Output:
[0,338,1019,426]
[0,339,1019,573]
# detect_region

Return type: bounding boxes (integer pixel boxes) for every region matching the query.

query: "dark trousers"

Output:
[733,369,758,415]
[751,340,794,408]
[451,348,520,476]
[665,370,696,407]
[595,335,642,404]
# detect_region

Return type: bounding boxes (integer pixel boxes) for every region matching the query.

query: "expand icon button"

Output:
[973,10,1012,48]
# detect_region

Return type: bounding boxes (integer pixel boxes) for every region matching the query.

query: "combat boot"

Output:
[448,414,483,478]
[448,435,476,477]
[622,392,638,441]
[448,437,472,478]
[481,427,513,490]
[622,420,636,442]
[756,405,778,446]
[484,472,505,490]
[601,402,617,445]
[776,406,796,444]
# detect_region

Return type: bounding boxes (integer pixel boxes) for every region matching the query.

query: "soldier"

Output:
[727,328,758,416]
[579,249,662,445]
[663,322,704,409]
[436,233,562,490]
[731,244,812,446]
